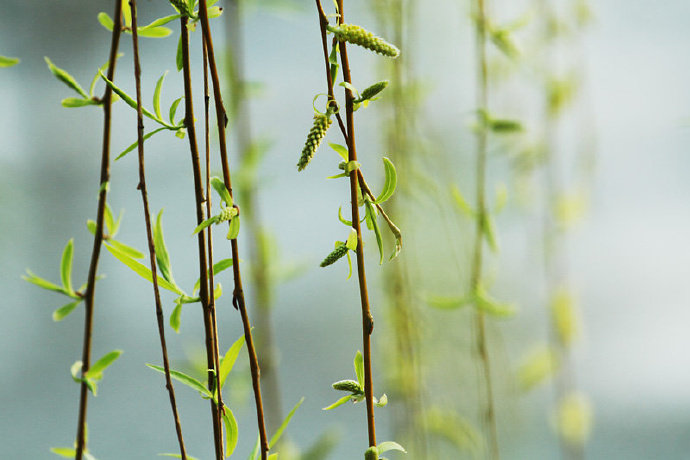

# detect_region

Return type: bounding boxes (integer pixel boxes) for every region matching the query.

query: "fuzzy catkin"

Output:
[320,243,348,267]
[355,80,389,103]
[328,24,400,58]
[297,112,332,171]
[332,379,363,394]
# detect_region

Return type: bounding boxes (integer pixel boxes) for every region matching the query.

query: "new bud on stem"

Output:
[327,24,400,58]
[297,111,333,171]
[332,379,364,394]
[320,242,348,267]
[364,446,379,460]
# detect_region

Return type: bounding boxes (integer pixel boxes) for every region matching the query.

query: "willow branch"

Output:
[471,0,499,458]
[179,15,224,459]
[75,1,122,458]
[129,2,187,457]
[196,2,269,458]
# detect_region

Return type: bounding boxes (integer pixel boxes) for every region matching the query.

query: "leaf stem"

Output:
[196,2,269,458]
[75,2,122,458]
[178,15,224,459]
[129,2,187,457]
[471,0,499,458]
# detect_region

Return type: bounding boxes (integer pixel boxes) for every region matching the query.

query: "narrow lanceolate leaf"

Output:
[354,351,364,388]
[97,12,114,31]
[328,142,349,161]
[147,364,213,399]
[227,216,240,240]
[297,112,333,171]
[141,14,182,30]
[474,286,516,318]
[374,157,397,204]
[116,127,168,160]
[85,349,123,380]
[104,203,115,234]
[427,295,471,310]
[60,239,74,295]
[210,176,233,206]
[327,24,400,58]
[322,394,352,411]
[61,97,99,108]
[221,405,239,457]
[365,200,384,264]
[105,244,184,295]
[451,185,475,217]
[121,0,132,27]
[176,35,184,72]
[53,300,82,322]
[153,210,175,285]
[170,299,183,333]
[482,212,499,252]
[0,55,20,67]
[269,397,305,448]
[219,334,246,389]
[136,26,172,38]
[45,57,88,98]
[169,96,183,124]
[99,71,166,125]
[193,258,234,293]
[23,269,74,298]
[51,447,77,458]
[153,71,168,120]
[106,239,145,259]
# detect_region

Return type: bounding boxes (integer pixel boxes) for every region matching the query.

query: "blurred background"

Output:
[2,0,690,458]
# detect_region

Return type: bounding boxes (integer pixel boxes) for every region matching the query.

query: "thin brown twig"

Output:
[128,2,187,457]
[196,2,269,458]
[178,15,224,459]
[75,2,122,458]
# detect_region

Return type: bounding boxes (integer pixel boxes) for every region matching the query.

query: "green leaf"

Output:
[153,71,168,120]
[147,364,213,399]
[170,299,183,333]
[60,239,75,296]
[61,97,99,108]
[248,435,260,460]
[45,57,88,98]
[427,295,471,310]
[136,26,173,38]
[104,203,115,235]
[193,258,234,293]
[85,349,122,381]
[269,397,304,448]
[23,269,74,297]
[207,6,223,18]
[154,209,176,285]
[322,394,352,411]
[451,185,475,217]
[222,405,239,456]
[116,127,168,161]
[482,212,499,252]
[365,201,384,264]
[227,216,240,240]
[354,351,364,388]
[345,229,358,251]
[0,55,20,67]
[51,447,77,458]
[122,0,132,27]
[474,286,516,318]
[374,158,397,204]
[329,42,340,85]
[176,35,184,72]
[53,300,82,321]
[374,394,388,407]
[106,239,145,259]
[338,206,352,226]
[169,96,183,124]
[97,12,114,31]
[192,216,219,235]
[86,219,97,235]
[377,441,406,454]
[328,143,349,161]
[142,14,182,29]
[219,334,246,389]
[210,176,233,206]
[99,71,167,125]
[105,244,184,295]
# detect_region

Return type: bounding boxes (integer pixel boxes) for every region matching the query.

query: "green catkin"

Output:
[297,111,333,171]
[332,379,364,394]
[319,243,348,267]
[327,24,400,58]
[218,206,238,223]
[355,80,389,103]
[364,447,379,460]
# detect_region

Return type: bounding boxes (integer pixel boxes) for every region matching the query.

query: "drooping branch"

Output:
[129,2,188,458]
[75,1,122,458]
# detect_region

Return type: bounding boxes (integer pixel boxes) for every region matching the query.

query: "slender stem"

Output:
[129,3,187,457]
[196,2,269,458]
[225,0,284,433]
[203,33,226,456]
[178,16,224,459]
[333,0,378,447]
[74,2,121,458]
[471,0,499,458]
